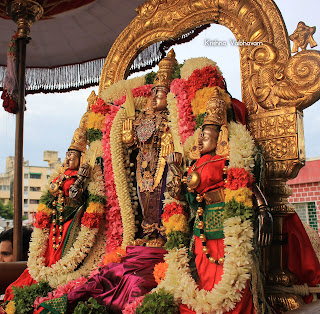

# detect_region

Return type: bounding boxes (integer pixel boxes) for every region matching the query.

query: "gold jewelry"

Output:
[152,49,177,89]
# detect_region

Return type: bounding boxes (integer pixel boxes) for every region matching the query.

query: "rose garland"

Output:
[28,98,108,288]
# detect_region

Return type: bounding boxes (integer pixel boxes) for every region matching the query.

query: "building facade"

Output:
[287,157,320,235]
[0,151,61,223]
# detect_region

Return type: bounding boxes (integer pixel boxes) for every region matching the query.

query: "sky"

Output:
[1,0,320,174]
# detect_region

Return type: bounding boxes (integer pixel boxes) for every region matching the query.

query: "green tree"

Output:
[0,200,14,219]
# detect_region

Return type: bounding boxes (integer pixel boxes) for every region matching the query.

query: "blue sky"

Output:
[0,0,319,173]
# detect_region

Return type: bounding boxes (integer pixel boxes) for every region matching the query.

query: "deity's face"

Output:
[198,125,220,156]
[65,150,80,170]
[151,86,168,112]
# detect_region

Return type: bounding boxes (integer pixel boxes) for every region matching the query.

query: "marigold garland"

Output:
[102,247,126,265]
[225,187,253,208]
[87,111,105,130]
[153,262,168,285]
[163,214,188,234]
[184,65,226,102]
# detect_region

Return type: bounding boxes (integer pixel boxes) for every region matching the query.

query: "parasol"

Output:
[0,0,145,260]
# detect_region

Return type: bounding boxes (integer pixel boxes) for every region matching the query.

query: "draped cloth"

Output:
[179,236,255,314]
[284,212,320,303]
[67,246,167,313]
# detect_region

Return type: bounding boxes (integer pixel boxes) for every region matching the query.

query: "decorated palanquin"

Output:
[3,0,320,313]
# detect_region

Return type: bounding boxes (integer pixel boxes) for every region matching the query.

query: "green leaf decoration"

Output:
[135,289,178,314]
[73,297,108,314]
[12,281,53,314]
[165,231,189,250]
[87,128,103,143]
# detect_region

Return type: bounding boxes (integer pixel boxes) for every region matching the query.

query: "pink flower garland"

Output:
[102,84,153,253]
[122,296,144,314]
[102,105,123,253]
[170,78,196,145]
[33,277,88,309]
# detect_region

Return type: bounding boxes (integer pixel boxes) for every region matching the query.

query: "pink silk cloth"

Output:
[67,245,167,313]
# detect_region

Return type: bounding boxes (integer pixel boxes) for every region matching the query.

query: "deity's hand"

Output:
[78,163,90,178]
[256,205,273,247]
[167,152,183,176]
[69,181,83,200]
[122,119,134,144]
[167,176,184,200]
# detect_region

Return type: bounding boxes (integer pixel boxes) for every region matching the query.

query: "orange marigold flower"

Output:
[153,262,168,284]
[103,247,126,265]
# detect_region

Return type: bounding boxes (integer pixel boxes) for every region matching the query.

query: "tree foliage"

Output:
[0,200,14,219]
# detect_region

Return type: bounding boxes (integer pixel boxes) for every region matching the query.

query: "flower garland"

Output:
[28,97,108,288]
[169,78,196,145]
[110,107,136,248]
[33,277,88,309]
[101,81,152,252]
[154,121,256,313]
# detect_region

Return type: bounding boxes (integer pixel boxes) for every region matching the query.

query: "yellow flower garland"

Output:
[225,187,253,208]
[87,112,105,130]
[163,214,188,233]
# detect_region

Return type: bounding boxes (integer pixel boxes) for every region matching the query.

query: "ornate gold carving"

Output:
[248,109,297,140]
[97,1,320,311]
[289,21,317,53]
[6,0,43,39]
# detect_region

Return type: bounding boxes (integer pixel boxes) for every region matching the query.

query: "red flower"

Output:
[34,212,51,229]
[91,97,110,115]
[162,202,187,222]
[184,66,226,101]
[225,168,254,190]
[81,212,103,229]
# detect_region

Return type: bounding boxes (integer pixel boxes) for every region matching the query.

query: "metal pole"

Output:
[6,0,43,261]
[13,37,27,261]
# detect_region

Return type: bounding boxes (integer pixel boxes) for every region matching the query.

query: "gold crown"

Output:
[203,87,228,126]
[153,49,178,89]
[69,127,87,152]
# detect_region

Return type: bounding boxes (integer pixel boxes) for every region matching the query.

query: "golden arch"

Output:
[99,0,291,112]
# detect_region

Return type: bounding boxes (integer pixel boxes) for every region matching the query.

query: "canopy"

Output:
[0,0,145,94]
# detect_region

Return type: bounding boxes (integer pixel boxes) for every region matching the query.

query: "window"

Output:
[30,187,41,192]
[24,187,28,192]
[24,174,28,179]
[29,199,39,204]
[30,173,41,179]
[0,186,2,190]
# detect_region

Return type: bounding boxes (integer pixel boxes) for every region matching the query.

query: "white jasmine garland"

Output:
[155,218,254,314]
[155,122,256,313]
[180,57,222,80]
[28,226,106,288]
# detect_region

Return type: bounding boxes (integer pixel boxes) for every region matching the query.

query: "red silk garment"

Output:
[283,213,320,303]
[4,170,78,301]
[4,219,74,301]
[180,236,255,313]
[188,154,226,195]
